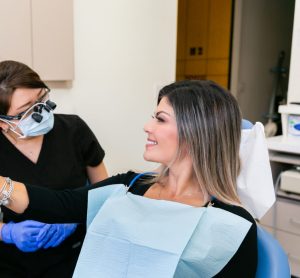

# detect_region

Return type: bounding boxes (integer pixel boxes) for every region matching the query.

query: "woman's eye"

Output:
[151,114,165,122]
[155,116,165,122]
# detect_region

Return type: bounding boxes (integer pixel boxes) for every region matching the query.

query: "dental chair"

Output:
[241,120,290,277]
[241,119,254,129]
[256,226,290,278]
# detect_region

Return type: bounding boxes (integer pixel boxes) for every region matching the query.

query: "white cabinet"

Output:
[261,148,300,277]
[0,0,32,65]
[0,0,74,81]
[261,199,300,277]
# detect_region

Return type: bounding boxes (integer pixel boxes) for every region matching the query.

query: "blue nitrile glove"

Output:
[36,223,77,249]
[1,220,46,252]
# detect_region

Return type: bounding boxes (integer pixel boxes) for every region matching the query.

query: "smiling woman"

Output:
[0,79,257,277]
[0,60,108,278]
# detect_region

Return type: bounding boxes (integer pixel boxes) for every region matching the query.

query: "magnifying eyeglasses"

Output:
[0,99,57,123]
[30,100,57,123]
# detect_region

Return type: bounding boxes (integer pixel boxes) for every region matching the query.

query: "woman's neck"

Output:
[159,158,209,205]
[165,167,197,196]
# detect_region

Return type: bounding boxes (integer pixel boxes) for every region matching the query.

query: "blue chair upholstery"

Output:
[241,119,254,129]
[256,226,290,278]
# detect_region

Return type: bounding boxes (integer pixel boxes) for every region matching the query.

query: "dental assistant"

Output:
[0,60,108,278]
[0,80,257,277]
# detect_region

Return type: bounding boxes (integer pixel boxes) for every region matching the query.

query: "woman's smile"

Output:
[145,138,158,148]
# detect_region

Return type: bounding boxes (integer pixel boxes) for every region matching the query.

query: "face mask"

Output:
[16,108,54,138]
[1,103,55,139]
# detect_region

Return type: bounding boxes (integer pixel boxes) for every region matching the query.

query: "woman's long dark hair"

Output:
[155,80,242,204]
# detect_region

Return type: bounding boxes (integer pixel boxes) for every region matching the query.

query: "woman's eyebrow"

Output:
[156,111,171,117]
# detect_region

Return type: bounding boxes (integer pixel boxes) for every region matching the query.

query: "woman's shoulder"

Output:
[212,200,257,277]
[213,199,256,225]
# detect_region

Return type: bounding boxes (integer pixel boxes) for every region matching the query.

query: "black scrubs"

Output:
[0,114,105,278]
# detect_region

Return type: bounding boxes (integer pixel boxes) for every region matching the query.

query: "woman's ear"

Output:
[0,121,9,132]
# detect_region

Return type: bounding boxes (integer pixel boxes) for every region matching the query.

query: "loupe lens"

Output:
[46,100,56,110]
[43,106,51,112]
[32,112,43,123]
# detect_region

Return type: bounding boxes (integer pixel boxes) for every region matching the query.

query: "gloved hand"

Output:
[1,220,47,252]
[36,223,77,249]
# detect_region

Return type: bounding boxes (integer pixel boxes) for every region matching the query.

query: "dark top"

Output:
[21,171,257,277]
[0,114,105,272]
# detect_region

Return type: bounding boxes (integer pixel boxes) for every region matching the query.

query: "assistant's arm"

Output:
[3,179,87,223]
[3,179,29,215]
[87,161,108,184]
[0,172,134,224]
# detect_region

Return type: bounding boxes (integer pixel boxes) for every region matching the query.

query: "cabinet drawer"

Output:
[276,230,300,277]
[260,200,300,236]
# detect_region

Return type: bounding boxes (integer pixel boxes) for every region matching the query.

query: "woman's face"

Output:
[143,97,179,165]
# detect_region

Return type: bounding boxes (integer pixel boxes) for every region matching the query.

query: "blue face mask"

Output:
[16,108,54,138]
[2,103,55,138]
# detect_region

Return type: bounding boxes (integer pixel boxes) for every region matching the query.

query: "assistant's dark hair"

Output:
[0,60,48,115]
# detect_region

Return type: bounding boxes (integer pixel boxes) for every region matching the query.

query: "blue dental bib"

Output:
[73,185,251,277]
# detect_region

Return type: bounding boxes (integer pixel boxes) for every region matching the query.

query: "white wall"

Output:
[288,0,300,103]
[49,0,178,174]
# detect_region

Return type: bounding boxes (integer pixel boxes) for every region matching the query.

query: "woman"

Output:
[0,60,108,277]
[0,80,257,277]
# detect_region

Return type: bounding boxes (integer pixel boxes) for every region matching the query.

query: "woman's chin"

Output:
[143,153,155,163]
[143,154,150,162]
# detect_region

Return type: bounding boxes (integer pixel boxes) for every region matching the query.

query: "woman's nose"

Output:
[143,118,153,133]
